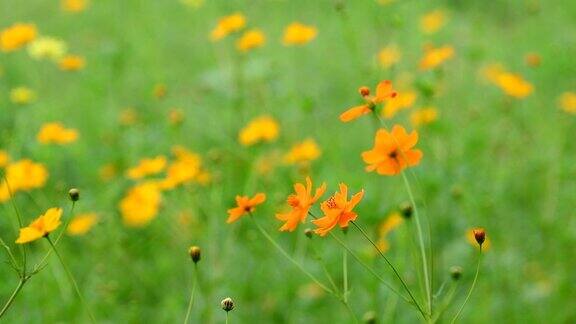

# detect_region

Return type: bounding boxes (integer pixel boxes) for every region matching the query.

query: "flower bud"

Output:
[450,266,463,281]
[68,188,80,202]
[473,228,486,246]
[304,228,313,239]
[221,297,234,312]
[358,86,370,97]
[363,311,377,324]
[188,246,201,264]
[400,202,413,219]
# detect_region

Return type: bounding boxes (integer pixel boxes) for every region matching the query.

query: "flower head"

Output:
[62,0,88,12]
[237,29,265,52]
[227,193,266,223]
[420,10,447,34]
[59,55,85,71]
[10,87,36,105]
[119,182,162,227]
[559,92,576,114]
[238,115,279,146]
[27,36,67,61]
[410,107,438,127]
[419,45,454,70]
[283,139,321,164]
[382,90,417,119]
[67,213,98,236]
[210,13,246,41]
[495,73,533,98]
[362,125,423,176]
[0,23,37,52]
[282,22,317,46]
[126,156,167,179]
[340,80,397,122]
[0,159,48,203]
[37,122,79,144]
[276,177,326,232]
[378,45,401,69]
[16,208,62,244]
[312,184,364,236]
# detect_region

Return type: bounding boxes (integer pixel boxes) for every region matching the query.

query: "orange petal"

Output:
[249,193,266,206]
[374,80,396,103]
[339,105,371,122]
[15,227,44,244]
[226,207,246,223]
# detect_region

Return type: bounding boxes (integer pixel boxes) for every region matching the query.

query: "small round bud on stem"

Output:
[472,228,486,246]
[358,86,370,97]
[68,188,80,202]
[450,266,463,281]
[188,246,201,264]
[400,202,413,219]
[304,228,313,239]
[221,297,234,312]
[362,311,377,324]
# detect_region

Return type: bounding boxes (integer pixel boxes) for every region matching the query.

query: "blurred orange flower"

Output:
[276,177,326,232]
[283,139,321,165]
[16,208,62,244]
[312,184,364,236]
[239,115,279,146]
[67,213,98,236]
[37,122,79,144]
[282,22,317,46]
[340,81,397,122]
[0,150,10,168]
[0,23,37,52]
[378,45,401,69]
[237,29,265,52]
[419,45,454,70]
[420,10,447,34]
[59,55,85,71]
[410,107,438,127]
[362,125,423,175]
[210,13,246,41]
[0,159,49,202]
[559,92,576,114]
[126,156,167,179]
[227,193,266,223]
[495,73,533,98]
[62,0,88,12]
[120,182,162,227]
[382,90,417,119]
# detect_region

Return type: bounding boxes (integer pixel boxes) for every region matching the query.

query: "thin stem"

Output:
[225,311,229,324]
[0,279,25,318]
[47,236,97,323]
[2,175,26,272]
[249,214,334,295]
[351,221,427,320]
[183,263,198,324]
[401,171,432,316]
[343,248,348,303]
[450,247,482,324]
[34,202,76,271]
[432,282,459,324]
[309,244,340,295]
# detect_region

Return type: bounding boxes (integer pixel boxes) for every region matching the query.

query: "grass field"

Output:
[1,0,576,323]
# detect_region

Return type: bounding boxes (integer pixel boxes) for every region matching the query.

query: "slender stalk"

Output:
[343,248,348,303]
[0,279,25,318]
[351,221,427,320]
[3,176,26,272]
[450,247,482,323]
[47,236,97,323]
[432,282,459,324]
[309,244,340,295]
[225,311,229,324]
[249,214,334,295]
[401,172,432,316]
[183,263,198,324]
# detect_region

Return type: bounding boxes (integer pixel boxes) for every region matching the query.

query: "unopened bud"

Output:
[68,188,80,202]
[304,228,313,238]
[358,86,370,97]
[363,311,377,324]
[400,202,413,219]
[450,266,463,281]
[473,228,486,246]
[188,246,201,263]
[221,297,234,312]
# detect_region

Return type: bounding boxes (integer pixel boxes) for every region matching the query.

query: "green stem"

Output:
[47,236,97,323]
[183,263,198,324]
[33,202,76,272]
[450,247,482,323]
[351,221,427,321]
[401,172,432,316]
[225,311,229,324]
[249,214,334,295]
[309,244,340,295]
[0,278,25,318]
[432,282,459,324]
[343,247,348,303]
[2,175,26,272]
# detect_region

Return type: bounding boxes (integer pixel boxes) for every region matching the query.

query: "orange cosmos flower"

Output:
[59,55,85,71]
[37,122,79,144]
[237,29,265,52]
[16,207,62,244]
[226,193,266,223]
[210,13,246,41]
[419,45,454,70]
[340,80,397,122]
[362,125,423,176]
[312,184,364,236]
[276,177,326,232]
[282,22,317,46]
[0,23,37,52]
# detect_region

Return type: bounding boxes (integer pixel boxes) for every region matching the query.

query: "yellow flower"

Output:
[153,83,167,99]
[158,147,202,190]
[119,108,138,125]
[210,13,246,41]
[59,55,85,71]
[0,159,49,202]
[410,107,438,127]
[419,45,454,70]
[238,115,280,146]
[37,122,79,144]
[0,23,37,52]
[237,29,265,52]
[495,73,533,98]
[282,22,317,46]
[420,10,447,34]
[559,92,576,114]
[382,90,417,119]
[378,44,401,69]
[67,213,98,235]
[378,211,404,237]
[27,36,67,61]
[284,139,321,164]
[10,87,36,105]
[119,182,162,227]
[0,151,10,168]
[61,0,88,12]
[126,156,167,179]
[16,208,62,244]
[480,63,506,83]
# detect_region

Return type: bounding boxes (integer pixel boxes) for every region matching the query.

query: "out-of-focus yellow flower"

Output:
[120,182,162,227]
[16,208,62,244]
[158,146,203,190]
[495,73,533,98]
[559,92,576,114]
[180,0,204,8]
[10,87,36,105]
[375,211,404,253]
[61,0,88,12]
[119,108,137,125]
[419,45,454,70]
[378,44,401,69]
[466,228,491,251]
[37,122,79,144]
[239,115,279,146]
[382,90,417,119]
[282,22,317,46]
[168,108,185,126]
[0,159,49,202]
[284,139,321,164]
[210,13,246,41]
[410,107,438,127]
[153,83,167,99]
[237,29,265,52]
[0,151,9,168]
[0,23,37,52]
[59,55,85,71]
[524,52,541,67]
[67,213,98,235]
[99,163,117,182]
[480,63,506,83]
[420,10,447,34]
[126,156,167,179]
[27,36,67,61]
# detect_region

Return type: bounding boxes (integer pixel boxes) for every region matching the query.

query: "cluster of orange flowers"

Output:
[0,158,49,203]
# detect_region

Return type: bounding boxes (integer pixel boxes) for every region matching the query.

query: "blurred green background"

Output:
[1,0,576,323]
